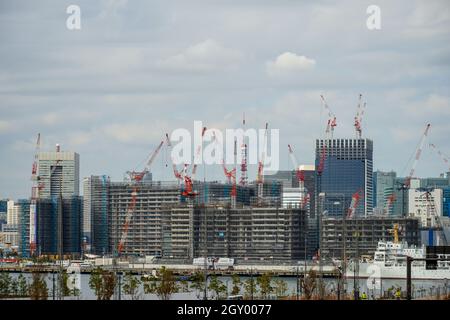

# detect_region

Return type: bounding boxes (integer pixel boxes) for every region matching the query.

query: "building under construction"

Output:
[188,204,308,262]
[320,216,420,259]
[109,181,181,257]
[108,180,287,259]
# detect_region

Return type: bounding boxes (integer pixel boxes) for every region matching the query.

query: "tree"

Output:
[274,279,288,298]
[244,277,257,300]
[89,267,117,300]
[123,272,141,300]
[10,278,19,297]
[143,267,178,300]
[257,273,273,299]
[190,271,205,299]
[301,270,317,300]
[208,275,227,300]
[0,272,12,298]
[231,274,241,296]
[17,274,29,297]
[29,272,48,300]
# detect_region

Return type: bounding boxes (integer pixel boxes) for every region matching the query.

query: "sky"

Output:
[0,0,449,199]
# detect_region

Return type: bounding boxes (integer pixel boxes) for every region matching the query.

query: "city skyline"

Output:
[1,0,449,200]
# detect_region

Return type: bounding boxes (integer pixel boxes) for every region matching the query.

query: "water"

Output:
[2,272,448,300]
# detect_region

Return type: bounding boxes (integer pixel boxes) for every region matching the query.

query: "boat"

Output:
[346,241,450,280]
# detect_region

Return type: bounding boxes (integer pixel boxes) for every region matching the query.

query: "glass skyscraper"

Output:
[315,138,373,217]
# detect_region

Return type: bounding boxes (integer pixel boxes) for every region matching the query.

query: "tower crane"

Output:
[165,133,185,184]
[354,94,366,139]
[219,136,238,208]
[391,124,431,216]
[288,144,307,209]
[117,139,165,255]
[429,143,450,173]
[126,140,164,182]
[347,189,363,219]
[256,123,268,205]
[405,124,431,188]
[317,95,337,176]
[418,188,448,246]
[239,113,248,186]
[29,133,41,256]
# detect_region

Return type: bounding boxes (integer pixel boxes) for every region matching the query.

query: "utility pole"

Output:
[319,207,326,300]
[203,204,208,300]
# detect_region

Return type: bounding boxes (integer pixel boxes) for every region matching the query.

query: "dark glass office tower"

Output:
[315,138,373,217]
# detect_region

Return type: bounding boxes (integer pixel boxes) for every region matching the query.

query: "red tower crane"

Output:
[429,143,450,173]
[29,133,41,256]
[117,139,165,254]
[239,113,248,186]
[354,94,366,139]
[405,124,431,188]
[317,95,337,176]
[288,144,307,209]
[347,189,363,219]
[256,123,269,205]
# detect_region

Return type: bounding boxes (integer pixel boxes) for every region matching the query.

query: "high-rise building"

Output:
[109,181,180,257]
[315,138,373,217]
[36,196,82,257]
[373,170,397,215]
[83,175,110,255]
[6,200,19,225]
[0,200,7,226]
[17,199,31,257]
[37,147,80,199]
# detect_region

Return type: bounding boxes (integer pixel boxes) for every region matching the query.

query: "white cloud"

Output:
[0,120,12,133]
[99,0,128,18]
[266,52,316,76]
[158,39,243,72]
[101,123,167,144]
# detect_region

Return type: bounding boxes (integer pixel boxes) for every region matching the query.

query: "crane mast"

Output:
[239,113,248,186]
[288,144,307,209]
[257,123,268,205]
[117,139,165,255]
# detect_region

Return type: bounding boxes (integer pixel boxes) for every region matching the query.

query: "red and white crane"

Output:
[347,189,363,219]
[256,123,269,205]
[317,95,337,176]
[429,143,450,173]
[117,139,165,255]
[165,133,185,184]
[221,138,238,208]
[288,144,307,209]
[126,140,164,182]
[404,123,431,188]
[354,94,366,139]
[29,133,41,256]
[388,124,431,216]
[239,113,248,186]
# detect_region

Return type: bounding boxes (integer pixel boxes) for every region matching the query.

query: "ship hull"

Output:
[346,262,450,280]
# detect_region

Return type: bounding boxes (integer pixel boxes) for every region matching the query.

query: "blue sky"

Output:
[0,0,449,199]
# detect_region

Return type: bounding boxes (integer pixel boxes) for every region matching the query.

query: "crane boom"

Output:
[128,140,164,182]
[429,143,450,172]
[405,124,431,188]
[347,189,363,219]
[118,139,165,255]
[257,123,268,204]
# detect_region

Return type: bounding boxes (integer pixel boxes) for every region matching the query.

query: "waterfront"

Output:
[1,272,448,300]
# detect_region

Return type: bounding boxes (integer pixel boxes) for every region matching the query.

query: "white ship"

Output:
[346,241,450,280]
